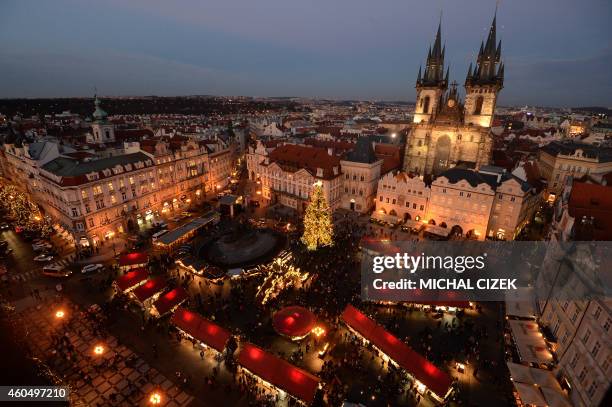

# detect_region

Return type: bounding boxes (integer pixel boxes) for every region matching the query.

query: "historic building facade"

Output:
[404,14,502,176]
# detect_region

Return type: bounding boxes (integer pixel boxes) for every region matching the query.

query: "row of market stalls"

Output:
[507,362,571,407]
[113,253,189,318]
[341,304,454,402]
[504,289,571,406]
[170,307,321,405]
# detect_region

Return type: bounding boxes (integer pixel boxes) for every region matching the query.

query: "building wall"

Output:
[375,172,429,221]
[427,176,495,239]
[340,159,382,213]
[403,124,492,176]
[538,149,612,194]
[487,178,541,240]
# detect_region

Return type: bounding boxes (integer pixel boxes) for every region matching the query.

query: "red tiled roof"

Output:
[132,277,167,302]
[266,144,341,180]
[115,129,154,140]
[341,305,452,399]
[170,307,231,352]
[237,343,320,404]
[115,268,148,292]
[568,181,612,240]
[153,287,188,316]
[118,252,149,267]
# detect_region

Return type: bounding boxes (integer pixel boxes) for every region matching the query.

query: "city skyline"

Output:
[1,0,611,107]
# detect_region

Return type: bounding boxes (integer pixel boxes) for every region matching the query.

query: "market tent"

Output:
[424,224,451,237]
[273,306,316,339]
[153,287,188,317]
[132,277,167,303]
[508,320,553,364]
[372,211,399,224]
[341,305,452,399]
[513,382,547,406]
[170,307,230,352]
[115,268,148,292]
[118,252,149,268]
[507,362,560,389]
[237,342,320,405]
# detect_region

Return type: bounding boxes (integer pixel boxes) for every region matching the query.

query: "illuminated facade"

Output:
[404,13,502,176]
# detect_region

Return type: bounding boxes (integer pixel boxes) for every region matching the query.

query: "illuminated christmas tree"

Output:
[301,182,333,251]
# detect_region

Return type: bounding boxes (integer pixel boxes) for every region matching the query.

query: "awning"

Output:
[115,268,149,292]
[119,252,149,267]
[341,305,452,399]
[541,387,572,407]
[372,211,399,224]
[133,277,167,303]
[514,382,547,406]
[153,287,188,317]
[424,224,451,237]
[509,320,553,364]
[170,307,230,353]
[507,363,561,390]
[237,342,320,404]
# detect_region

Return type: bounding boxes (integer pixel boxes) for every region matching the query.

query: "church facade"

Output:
[403,13,504,176]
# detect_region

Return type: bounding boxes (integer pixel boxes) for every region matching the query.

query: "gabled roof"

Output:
[266,144,341,180]
[341,305,452,399]
[568,181,612,240]
[153,287,188,316]
[436,167,498,189]
[541,141,612,162]
[237,343,320,404]
[171,307,231,352]
[133,277,167,302]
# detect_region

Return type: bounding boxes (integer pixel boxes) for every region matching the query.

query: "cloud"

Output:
[502,50,612,107]
[0,49,250,98]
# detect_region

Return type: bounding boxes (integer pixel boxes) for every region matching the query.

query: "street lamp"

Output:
[149,391,162,405]
[93,345,105,356]
[55,310,65,319]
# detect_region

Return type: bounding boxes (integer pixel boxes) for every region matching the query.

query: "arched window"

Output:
[473,95,484,115]
[422,96,431,114]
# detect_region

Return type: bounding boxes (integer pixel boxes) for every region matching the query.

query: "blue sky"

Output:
[0,0,610,106]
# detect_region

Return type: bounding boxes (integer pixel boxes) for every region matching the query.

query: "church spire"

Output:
[417,15,447,88]
[465,7,503,87]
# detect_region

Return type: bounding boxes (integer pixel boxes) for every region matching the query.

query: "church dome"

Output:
[92,96,108,121]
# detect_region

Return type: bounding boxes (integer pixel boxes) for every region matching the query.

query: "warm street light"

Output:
[93,345,105,355]
[55,310,65,319]
[312,326,325,338]
[149,391,162,405]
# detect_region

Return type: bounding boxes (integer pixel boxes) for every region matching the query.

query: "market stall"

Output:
[272,306,317,341]
[118,252,149,271]
[508,320,553,365]
[114,267,149,293]
[341,304,453,402]
[170,307,230,353]
[152,287,188,318]
[237,342,320,405]
[507,362,570,407]
[131,277,167,309]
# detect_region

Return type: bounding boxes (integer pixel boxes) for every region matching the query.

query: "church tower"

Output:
[464,10,504,128]
[90,95,115,144]
[413,19,449,124]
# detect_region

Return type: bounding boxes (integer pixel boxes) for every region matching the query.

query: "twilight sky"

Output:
[1,0,610,107]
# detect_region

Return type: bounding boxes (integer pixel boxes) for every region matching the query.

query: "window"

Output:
[578,367,588,383]
[422,96,430,114]
[442,188,446,193]
[604,318,611,332]
[467,193,471,198]
[510,197,516,202]
[110,195,116,204]
[413,203,417,209]
[587,381,598,399]
[379,196,383,202]
[122,192,127,201]
[405,202,410,208]
[129,177,135,185]
[108,182,114,192]
[569,352,579,368]
[360,175,364,181]
[582,329,591,343]
[459,192,464,197]
[571,309,579,323]
[119,179,125,188]
[81,190,87,200]
[88,218,94,227]
[85,204,90,214]
[386,198,390,203]
[473,95,484,115]
[420,205,424,210]
[592,341,601,358]
[93,185,102,195]
[392,199,396,205]
[594,306,602,319]
[71,208,78,217]
[76,222,84,231]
